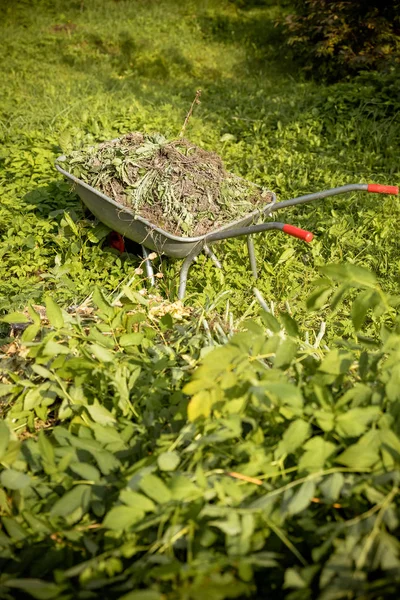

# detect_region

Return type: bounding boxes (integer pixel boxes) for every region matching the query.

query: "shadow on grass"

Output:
[22,181,149,261]
[49,3,298,124]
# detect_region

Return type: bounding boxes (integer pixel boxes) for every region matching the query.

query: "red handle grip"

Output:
[368,184,398,195]
[282,224,313,243]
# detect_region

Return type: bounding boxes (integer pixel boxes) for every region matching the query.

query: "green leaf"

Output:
[284,568,307,589]
[122,287,149,306]
[210,512,241,536]
[63,211,79,236]
[86,402,116,425]
[298,437,336,472]
[87,222,111,243]
[91,423,126,446]
[274,338,298,369]
[263,382,303,408]
[385,364,400,401]
[139,473,171,503]
[275,419,310,459]
[120,490,156,512]
[45,296,64,329]
[4,579,63,600]
[103,505,144,530]
[351,289,380,330]
[2,516,27,540]
[31,364,54,379]
[0,311,30,324]
[187,390,212,421]
[24,387,43,411]
[315,409,335,432]
[320,473,344,502]
[286,481,316,515]
[21,323,41,342]
[42,340,70,356]
[330,283,350,310]
[157,451,180,472]
[87,327,115,349]
[169,475,201,501]
[335,406,380,438]
[279,312,299,337]
[50,484,91,518]
[260,311,281,333]
[27,305,41,326]
[277,247,295,265]
[1,468,31,490]
[0,420,10,459]
[93,450,121,475]
[335,444,379,469]
[69,462,101,481]
[92,287,115,317]
[321,263,377,289]
[88,343,114,362]
[38,430,55,471]
[0,384,14,398]
[318,349,353,375]
[119,333,144,347]
[306,285,332,311]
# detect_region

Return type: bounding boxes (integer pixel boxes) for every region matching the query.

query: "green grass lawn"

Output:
[1,0,399,332]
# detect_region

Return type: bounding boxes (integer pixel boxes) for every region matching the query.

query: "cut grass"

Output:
[58,131,272,237]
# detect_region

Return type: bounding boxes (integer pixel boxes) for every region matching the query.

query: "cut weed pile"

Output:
[58,131,272,237]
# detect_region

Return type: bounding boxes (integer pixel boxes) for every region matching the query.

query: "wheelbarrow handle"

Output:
[206,221,313,243]
[282,223,313,242]
[367,184,399,194]
[269,183,398,213]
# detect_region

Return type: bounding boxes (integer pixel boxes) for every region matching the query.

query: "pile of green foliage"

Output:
[59,132,271,237]
[280,0,400,79]
[1,264,400,599]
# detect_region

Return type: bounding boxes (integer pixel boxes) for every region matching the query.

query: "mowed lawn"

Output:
[0,0,399,328]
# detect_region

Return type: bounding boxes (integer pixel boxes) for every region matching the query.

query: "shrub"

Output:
[280,0,400,80]
[1,265,400,598]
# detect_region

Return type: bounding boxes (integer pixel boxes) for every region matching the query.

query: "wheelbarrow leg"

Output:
[247,236,258,279]
[178,246,203,300]
[141,246,155,285]
[203,244,222,269]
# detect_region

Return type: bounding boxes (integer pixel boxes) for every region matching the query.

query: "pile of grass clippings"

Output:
[58,132,273,237]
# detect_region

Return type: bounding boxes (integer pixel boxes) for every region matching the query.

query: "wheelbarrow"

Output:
[55,161,398,299]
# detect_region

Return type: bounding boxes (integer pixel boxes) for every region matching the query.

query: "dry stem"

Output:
[179,89,202,138]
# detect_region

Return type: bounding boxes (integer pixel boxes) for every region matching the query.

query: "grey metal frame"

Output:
[55,161,396,299]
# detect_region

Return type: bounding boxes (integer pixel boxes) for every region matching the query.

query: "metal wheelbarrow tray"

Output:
[56,163,398,299]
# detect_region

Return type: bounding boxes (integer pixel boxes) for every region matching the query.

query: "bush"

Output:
[280,0,400,80]
[1,265,400,598]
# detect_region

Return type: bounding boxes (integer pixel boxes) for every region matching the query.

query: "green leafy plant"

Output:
[279,0,400,79]
[1,265,400,598]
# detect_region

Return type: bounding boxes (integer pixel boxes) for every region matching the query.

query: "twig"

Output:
[310,496,342,509]
[227,471,263,486]
[179,90,202,138]
[264,517,308,566]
